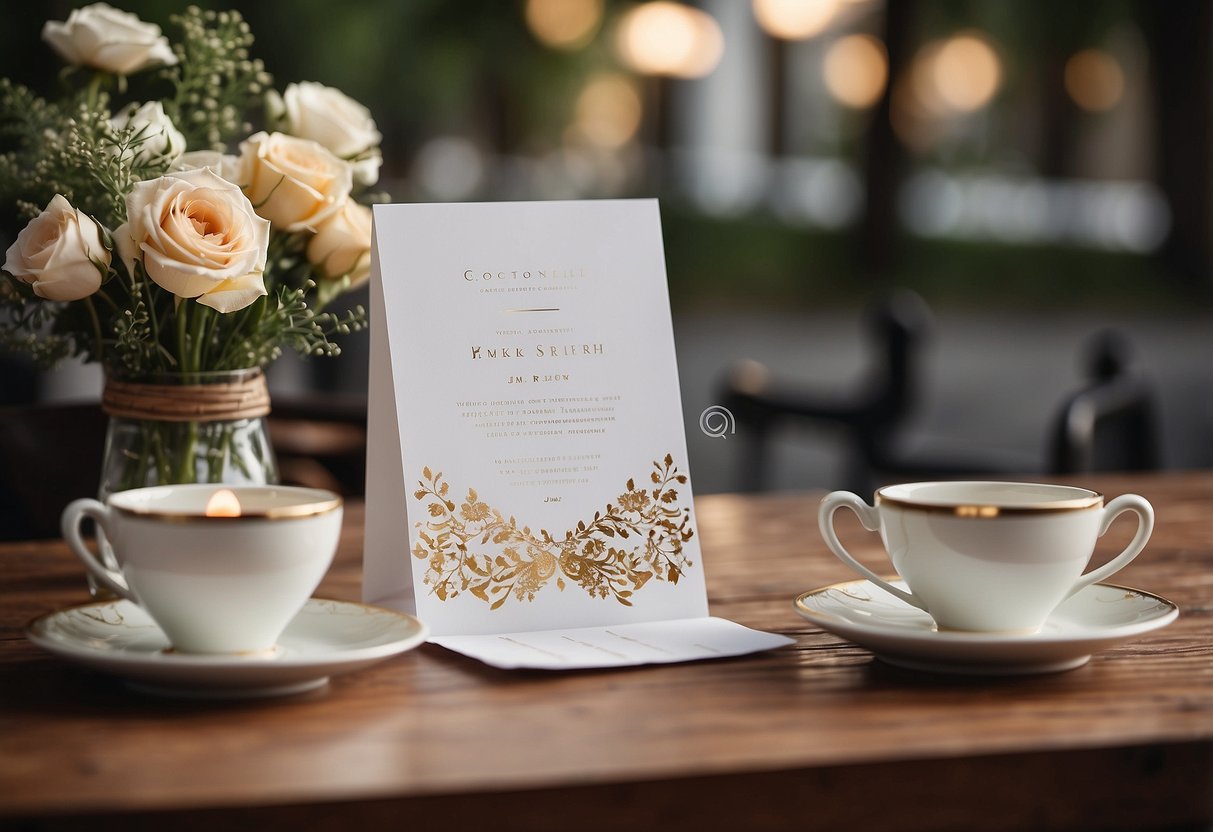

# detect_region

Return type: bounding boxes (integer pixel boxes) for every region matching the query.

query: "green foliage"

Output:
[0,77,161,226]
[161,7,271,150]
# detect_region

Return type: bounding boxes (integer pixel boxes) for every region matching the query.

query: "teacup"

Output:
[818,481,1154,633]
[62,484,342,654]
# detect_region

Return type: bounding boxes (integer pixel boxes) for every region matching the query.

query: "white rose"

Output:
[307,200,372,287]
[238,131,353,232]
[114,168,270,313]
[279,82,382,169]
[42,3,177,75]
[111,101,186,165]
[173,150,241,184]
[3,195,110,302]
[351,149,383,188]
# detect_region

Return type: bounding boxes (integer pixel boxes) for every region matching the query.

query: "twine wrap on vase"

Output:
[102,370,271,423]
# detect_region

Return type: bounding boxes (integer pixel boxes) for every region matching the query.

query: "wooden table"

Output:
[2,471,1211,831]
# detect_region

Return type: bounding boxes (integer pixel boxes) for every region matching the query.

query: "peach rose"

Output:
[114,168,270,313]
[237,131,353,232]
[3,195,110,302]
[307,200,372,287]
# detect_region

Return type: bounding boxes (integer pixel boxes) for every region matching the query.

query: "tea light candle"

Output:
[205,488,243,517]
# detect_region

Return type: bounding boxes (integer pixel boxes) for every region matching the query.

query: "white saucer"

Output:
[25,598,429,698]
[793,579,1178,675]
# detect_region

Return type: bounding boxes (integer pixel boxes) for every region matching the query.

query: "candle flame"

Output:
[205,488,242,517]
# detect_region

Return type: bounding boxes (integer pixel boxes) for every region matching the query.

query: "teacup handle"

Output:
[61,499,138,603]
[817,491,928,612]
[1065,493,1154,599]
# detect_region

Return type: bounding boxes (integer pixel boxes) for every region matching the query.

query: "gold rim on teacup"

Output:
[874,481,1104,517]
[109,486,342,522]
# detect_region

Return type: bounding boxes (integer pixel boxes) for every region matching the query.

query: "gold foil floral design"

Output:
[412,455,694,609]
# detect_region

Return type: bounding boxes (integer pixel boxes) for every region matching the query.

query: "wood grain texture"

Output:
[1,472,1210,830]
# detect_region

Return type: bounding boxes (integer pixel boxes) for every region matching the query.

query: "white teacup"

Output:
[62,484,342,654]
[818,481,1154,633]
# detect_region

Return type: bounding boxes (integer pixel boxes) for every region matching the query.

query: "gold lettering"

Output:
[464,268,584,282]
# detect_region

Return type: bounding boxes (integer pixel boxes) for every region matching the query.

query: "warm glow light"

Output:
[931,32,1001,112]
[616,2,724,79]
[525,0,604,51]
[752,0,838,40]
[894,34,999,149]
[1065,48,1125,112]
[205,488,242,518]
[823,34,887,108]
[572,74,644,148]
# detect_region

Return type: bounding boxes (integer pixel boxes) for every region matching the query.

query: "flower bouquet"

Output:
[0,4,379,496]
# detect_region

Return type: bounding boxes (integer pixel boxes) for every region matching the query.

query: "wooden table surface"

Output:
[1,471,1211,831]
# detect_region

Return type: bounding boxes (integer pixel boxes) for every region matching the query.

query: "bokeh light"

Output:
[931,32,1002,113]
[823,34,887,109]
[752,0,838,41]
[616,2,724,79]
[1065,48,1126,112]
[524,0,604,51]
[570,74,644,149]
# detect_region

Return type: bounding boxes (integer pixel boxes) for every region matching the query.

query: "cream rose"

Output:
[114,168,270,313]
[111,101,186,166]
[350,150,383,188]
[238,131,353,232]
[42,3,177,75]
[283,82,382,156]
[307,200,372,287]
[3,195,109,302]
[173,150,241,184]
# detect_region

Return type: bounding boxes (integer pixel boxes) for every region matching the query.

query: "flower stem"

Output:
[176,298,190,374]
[191,304,209,371]
[92,286,121,314]
[84,296,103,362]
[85,73,103,111]
[132,264,167,372]
[177,420,198,483]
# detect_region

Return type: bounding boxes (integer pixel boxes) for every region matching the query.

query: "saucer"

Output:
[793,579,1177,675]
[25,598,428,698]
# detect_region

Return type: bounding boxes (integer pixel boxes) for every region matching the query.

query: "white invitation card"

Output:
[363,199,791,669]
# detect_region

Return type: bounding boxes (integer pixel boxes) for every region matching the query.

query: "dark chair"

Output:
[1048,331,1161,474]
[720,290,1024,493]
[720,290,933,493]
[719,296,1156,495]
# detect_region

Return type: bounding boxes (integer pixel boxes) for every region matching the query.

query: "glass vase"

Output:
[90,369,279,597]
[99,368,279,498]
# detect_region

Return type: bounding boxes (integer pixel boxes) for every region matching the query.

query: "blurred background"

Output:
[1,0,1210,496]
